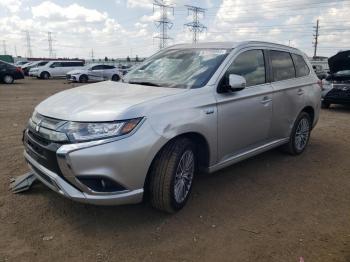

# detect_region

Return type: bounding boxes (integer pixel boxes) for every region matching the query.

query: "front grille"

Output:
[66,74,71,80]
[24,129,63,177]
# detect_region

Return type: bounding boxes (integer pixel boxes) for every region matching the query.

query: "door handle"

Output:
[205,108,214,115]
[297,89,304,95]
[261,96,272,104]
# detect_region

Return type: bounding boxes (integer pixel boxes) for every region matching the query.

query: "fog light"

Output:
[77,176,126,193]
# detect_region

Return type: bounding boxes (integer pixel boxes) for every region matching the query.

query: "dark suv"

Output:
[0,60,24,84]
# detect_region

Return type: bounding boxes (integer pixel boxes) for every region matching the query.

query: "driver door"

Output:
[215,49,273,162]
[90,65,104,81]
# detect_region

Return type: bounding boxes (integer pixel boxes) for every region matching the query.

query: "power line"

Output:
[25,31,33,58]
[184,5,207,44]
[153,0,174,49]
[313,19,320,58]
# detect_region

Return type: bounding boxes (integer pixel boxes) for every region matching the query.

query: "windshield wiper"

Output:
[128,80,161,87]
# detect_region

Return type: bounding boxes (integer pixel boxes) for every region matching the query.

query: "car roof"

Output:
[167,41,300,53]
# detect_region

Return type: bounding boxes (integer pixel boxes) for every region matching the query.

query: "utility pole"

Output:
[14,45,17,57]
[184,5,207,44]
[48,32,54,58]
[153,0,174,49]
[2,40,7,55]
[313,19,319,58]
[91,48,94,61]
[25,31,33,58]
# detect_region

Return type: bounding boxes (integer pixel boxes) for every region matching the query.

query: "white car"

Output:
[28,61,50,77]
[66,64,122,83]
[37,60,85,79]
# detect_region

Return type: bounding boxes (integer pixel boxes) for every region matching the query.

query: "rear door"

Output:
[215,49,273,162]
[269,50,306,139]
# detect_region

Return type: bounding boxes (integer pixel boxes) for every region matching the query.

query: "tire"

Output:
[282,112,312,155]
[111,74,120,81]
[79,75,88,83]
[40,72,50,80]
[3,74,14,84]
[321,101,330,109]
[149,138,196,213]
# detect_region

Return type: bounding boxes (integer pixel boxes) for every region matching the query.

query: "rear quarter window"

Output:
[270,50,296,81]
[291,54,310,77]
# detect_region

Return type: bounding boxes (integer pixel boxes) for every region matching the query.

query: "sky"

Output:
[0,0,349,59]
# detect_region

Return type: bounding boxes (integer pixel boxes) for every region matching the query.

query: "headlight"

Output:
[58,118,143,142]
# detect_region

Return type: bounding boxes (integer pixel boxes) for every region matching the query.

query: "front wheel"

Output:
[282,112,311,155]
[111,74,120,81]
[149,138,196,213]
[40,72,50,80]
[3,74,14,84]
[79,75,88,83]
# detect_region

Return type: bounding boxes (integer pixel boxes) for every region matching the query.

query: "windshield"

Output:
[123,48,230,89]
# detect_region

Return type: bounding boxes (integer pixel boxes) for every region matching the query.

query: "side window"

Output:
[92,65,103,70]
[103,65,115,69]
[291,54,310,77]
[224,50,266,87]
[270,51,296,81]
[50,62,61,68]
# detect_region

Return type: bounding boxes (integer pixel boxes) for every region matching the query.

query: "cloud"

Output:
[32,1,108,22]
[0,0,22,13]
[127,0,153,9]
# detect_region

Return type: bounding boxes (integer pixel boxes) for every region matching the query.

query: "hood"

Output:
[35,81,186,122]
[328,50,350,74]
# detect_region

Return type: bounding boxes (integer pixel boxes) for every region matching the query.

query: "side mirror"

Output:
[229,74,246,91]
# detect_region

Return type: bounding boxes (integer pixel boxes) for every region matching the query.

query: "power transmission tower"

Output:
[48,32,54,58]
[153,0,174,49]
[184,5,207,44]
[25,31,33,58]
[2,40,7,55]
[313,19,319,58]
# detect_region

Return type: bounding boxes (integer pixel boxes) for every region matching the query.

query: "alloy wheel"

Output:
[174,150,195,204]
[295,117,310,151]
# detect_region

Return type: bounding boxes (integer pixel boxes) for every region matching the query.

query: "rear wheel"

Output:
[282,112,311,155]
[111,74,120,81]
[3,74,14,84]
[149,138,196,213]
[321,101,330,109]
[40,72,50,79]
[79,75,88,83]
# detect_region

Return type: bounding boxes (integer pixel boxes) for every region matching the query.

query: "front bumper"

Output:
[322,84,350,104]
[23,120,165,205]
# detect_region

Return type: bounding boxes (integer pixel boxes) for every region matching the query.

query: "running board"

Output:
[10,171,38,193]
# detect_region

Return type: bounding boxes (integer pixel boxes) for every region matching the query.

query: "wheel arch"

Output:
[143,131,210,197]
[40,71,50,78]
[301,105,315,126]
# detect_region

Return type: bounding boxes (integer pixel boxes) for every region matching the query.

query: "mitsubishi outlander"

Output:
[23,41,321,213]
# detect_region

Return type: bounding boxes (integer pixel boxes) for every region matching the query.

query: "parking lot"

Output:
[0,78,350,262]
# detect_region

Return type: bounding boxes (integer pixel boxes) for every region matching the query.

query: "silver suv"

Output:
[23,41,321,213]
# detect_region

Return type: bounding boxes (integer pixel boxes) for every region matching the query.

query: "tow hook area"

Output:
[10,171,37,193]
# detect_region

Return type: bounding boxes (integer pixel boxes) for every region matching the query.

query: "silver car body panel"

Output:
[24,41,321,205]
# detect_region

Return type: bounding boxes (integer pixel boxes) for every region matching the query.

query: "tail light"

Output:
[16,67,23,73]
[317,79,323,90]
